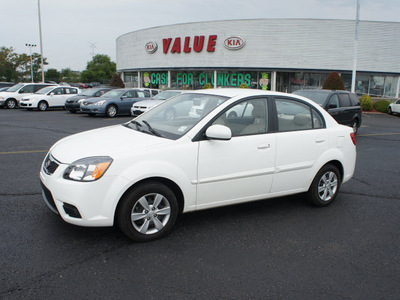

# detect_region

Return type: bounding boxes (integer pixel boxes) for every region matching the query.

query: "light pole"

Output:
[351,0,360,93]
[38,0,45,82]
[25,43,37,83]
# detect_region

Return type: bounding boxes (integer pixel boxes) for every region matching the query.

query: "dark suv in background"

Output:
[293,90,362,134]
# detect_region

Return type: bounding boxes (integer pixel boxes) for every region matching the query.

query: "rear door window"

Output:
[19,85,35,93]
[338,93,351,107]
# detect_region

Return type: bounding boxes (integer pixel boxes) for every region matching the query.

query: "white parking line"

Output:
[0,150,47,155]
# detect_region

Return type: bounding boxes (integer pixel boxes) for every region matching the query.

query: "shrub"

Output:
[360,95,373,111]
[374,100,391,113]
[322,71,345,90]
[203,83,213,89]
[239,83,249,88]
[110,73,125,88]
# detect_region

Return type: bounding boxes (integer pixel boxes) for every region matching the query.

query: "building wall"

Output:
[117,19,400,74]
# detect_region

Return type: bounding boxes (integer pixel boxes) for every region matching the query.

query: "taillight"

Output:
[350,132,356,146]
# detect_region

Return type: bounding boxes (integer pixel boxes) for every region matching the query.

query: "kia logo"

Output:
[145,42,158,54]
[224,36,245,50]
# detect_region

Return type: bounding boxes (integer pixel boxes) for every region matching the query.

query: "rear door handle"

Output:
[315,138,325,143]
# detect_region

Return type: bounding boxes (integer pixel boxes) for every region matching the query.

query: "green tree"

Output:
[0,47,19,82]
[81,54,116,83]
[61,68,80,82]
[322,71,345,90]
[45,68,61,82]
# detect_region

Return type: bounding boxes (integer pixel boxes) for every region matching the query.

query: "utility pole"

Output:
[89,42,97,57]
[351,0,360,93]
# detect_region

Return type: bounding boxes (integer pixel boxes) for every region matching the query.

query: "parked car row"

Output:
[1,83,370,135]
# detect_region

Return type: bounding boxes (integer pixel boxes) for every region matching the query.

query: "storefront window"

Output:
[123,72,138,88]
[141,71,168,89]
[383,76,398,97]
[278,72,329,93]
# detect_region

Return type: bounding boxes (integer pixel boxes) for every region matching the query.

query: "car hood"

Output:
[66,95,88,102]
[50,124,171,164]
[133,100,163,107]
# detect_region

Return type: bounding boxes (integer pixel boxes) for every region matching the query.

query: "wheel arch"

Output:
[38,99,49,108]
[114,176,185,226]
[321,160,344,183]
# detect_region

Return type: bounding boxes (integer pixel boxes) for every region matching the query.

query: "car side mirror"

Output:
[205,125,232,141]
[328,103,337,109]
[121,96,128,100]
[49,92,55,96]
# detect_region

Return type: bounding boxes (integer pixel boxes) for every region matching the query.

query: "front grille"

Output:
[40,180,59,214]
[133,110,144,115]
[43,154,60,175]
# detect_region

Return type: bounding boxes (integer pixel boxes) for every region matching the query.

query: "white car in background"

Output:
[20,86,80,111]
[40,88,356,242]
[388,99,400,115]
[131,90,184,117]
[0,82,56,109]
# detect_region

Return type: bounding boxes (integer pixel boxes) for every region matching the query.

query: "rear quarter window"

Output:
[349,94,360,106]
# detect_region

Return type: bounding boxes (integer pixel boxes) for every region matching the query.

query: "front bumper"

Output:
[20,102,34,107]
[40,154,130,227]
[80,104,106,114]
[65,102,80,110]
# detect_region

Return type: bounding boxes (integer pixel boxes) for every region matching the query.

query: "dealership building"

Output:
[116,18,400,98]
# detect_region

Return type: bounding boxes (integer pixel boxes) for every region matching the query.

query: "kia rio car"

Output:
[40,89,356,242]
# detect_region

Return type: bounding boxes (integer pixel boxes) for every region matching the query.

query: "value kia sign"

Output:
[224,36,245,50]
[145,42,158,54]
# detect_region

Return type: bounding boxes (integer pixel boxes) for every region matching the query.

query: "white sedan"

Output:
[40,88,356,242]
[131,90,184,117]
[20,86,80,111]
[388,99,400,115]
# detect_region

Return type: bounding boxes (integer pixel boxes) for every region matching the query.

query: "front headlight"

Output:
[95,100,107,105]
[63,156,113,182]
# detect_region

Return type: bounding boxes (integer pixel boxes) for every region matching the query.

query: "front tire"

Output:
[307,164,341,207]
[105,105,117,118]
[388,107,393,115]
[38,101,48,111]
[117,182,178,242]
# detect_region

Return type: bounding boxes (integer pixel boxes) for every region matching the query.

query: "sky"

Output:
[1,0,399,72]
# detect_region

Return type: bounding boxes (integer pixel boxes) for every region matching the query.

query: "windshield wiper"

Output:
[124,120,142,131]
[142,120,161,137]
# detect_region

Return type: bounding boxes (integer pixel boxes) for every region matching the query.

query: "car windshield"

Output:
[100,89,125,98]
[125,93,228,140]
[293,91,329,106]
[35,86,55,94]
[79,88,105,96]
[152,91,182,100]
[6,83,24,92]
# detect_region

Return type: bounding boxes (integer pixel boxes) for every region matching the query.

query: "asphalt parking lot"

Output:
[0,108,399,299]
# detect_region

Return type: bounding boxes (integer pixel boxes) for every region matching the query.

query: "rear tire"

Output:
[6,99,17,109]
[352,119,359,134]
[307,164,341,207]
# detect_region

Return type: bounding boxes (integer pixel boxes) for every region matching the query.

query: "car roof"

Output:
[295,89,352,94]
[184,88,293,98]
